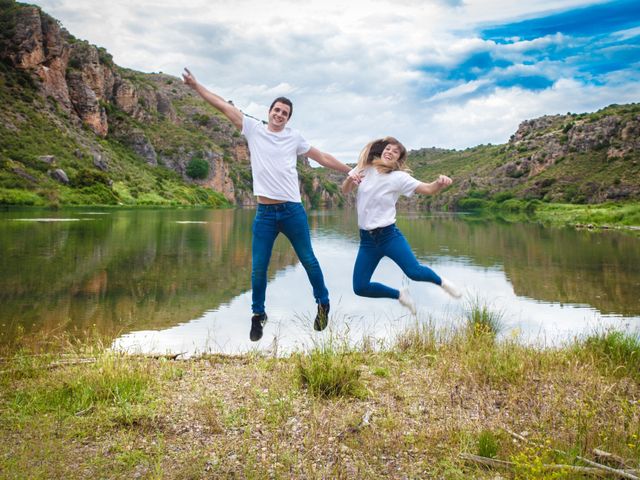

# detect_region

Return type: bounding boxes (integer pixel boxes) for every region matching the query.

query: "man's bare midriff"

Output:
[257,196,287,205]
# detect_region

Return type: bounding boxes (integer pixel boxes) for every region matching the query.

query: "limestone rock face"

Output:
[128,130,158,166]
[5,7,73,110]
[155,91,177,122]
[230,144,250,163]
[68,41,116,101]
[67,70,108,137]
[8,7,47,69]
[201,151,235,201]
[113,79,138,114]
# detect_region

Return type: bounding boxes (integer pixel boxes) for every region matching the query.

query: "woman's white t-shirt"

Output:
[242,115,311,202]
[356,166,420,230]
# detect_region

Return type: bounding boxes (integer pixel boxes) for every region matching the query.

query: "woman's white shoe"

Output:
[441,278,462,299]
[398,288,417,315]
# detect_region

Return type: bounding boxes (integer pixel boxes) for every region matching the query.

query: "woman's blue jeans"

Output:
[252,202,329,314]
[353,224,441,299]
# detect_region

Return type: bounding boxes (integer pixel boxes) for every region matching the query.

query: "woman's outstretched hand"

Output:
[348,168,364,185]
[435,174,452,188]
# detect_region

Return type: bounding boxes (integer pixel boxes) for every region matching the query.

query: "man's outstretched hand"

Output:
[182,68,197,89]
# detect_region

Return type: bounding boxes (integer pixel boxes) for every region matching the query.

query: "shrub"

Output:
[67,56,83,71]
[72,168,110,187]
[63,184,118,205]
[499,198,527,213]
[468,189,489,199]
[457,198,488,211]
[0,188,43,205]
[525,200,542,213]
[493,191,514,203]
[193,113,209,127]
[186,157,209,179]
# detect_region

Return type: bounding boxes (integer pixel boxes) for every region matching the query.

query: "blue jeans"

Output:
[353,224,441,299]
[252,202,329,314]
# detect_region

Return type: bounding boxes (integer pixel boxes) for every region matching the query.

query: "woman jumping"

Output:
[342,136,462,314]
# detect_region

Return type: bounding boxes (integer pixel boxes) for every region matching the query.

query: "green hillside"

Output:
[407,103,640,212]
[0,37,231,207]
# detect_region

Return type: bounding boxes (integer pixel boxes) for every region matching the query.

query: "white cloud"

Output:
[418,78,640,149]
[30,0,639,162]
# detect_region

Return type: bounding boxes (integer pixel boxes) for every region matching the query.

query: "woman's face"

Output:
[380,143,402,166]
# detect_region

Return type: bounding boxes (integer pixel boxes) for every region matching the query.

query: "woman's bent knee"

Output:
[353,283,370,297]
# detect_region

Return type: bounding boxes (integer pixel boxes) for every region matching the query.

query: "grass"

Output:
[575,329,640,380]
[1,319,640,479]
[534,201,640,228]
[295,339,367,399]
[450,200,640,238]
[465,296,504,339]
[477,429,500,458]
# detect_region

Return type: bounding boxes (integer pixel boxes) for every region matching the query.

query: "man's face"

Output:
[268,102,291,131]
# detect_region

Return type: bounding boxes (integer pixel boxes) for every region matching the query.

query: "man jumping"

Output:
[183,68,353,341]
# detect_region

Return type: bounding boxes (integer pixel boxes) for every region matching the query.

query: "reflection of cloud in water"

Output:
[114,235,640,356]
[12,218,89,222]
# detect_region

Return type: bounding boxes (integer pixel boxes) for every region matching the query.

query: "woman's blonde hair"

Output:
[355,136,410,174]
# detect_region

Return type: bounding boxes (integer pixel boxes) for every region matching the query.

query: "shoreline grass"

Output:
[1,318,639,479]
[459,199,640,232]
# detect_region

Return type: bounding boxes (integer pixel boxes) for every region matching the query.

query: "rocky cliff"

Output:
[405,103,640,209]
[0,1,341,207]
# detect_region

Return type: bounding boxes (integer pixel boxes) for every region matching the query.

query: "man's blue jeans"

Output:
[353,224,441,299]
[251,202,329,314]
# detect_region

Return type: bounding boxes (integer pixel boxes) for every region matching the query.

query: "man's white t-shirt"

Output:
[356,166,420,230]
[242,115,311,202]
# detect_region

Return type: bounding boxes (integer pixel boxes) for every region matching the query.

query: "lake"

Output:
[1,207,638,356]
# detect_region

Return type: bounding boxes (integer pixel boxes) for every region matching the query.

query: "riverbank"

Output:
[460,200,640,233]
[2,317,639,479]
[532,201,640,230]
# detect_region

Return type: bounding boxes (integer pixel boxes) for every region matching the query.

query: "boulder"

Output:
[92,152,109,171]
[50,168,69,184]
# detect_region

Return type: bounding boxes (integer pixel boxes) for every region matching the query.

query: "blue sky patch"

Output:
[481,0,640,42]
[496,75,554,90]
[417,0,639,99]
[448,52,513,81]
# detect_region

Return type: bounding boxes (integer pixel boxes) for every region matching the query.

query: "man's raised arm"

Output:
[182,68,243,130]
[305,147,352,174]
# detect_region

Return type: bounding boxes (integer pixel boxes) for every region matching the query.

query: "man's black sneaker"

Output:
[250,313,267,341]
[314,303,330,331]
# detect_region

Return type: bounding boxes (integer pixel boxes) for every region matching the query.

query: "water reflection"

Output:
[0,207,638,354]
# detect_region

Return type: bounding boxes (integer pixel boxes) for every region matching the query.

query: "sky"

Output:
[29,0,640,162]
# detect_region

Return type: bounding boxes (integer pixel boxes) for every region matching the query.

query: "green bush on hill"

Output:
[186,157,209,179]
